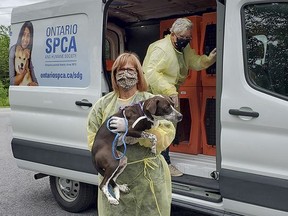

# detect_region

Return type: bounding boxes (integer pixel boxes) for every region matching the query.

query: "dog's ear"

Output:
[166,96,175,106]
[24,49,30,59]
[145,98,158,115]
[15,45,22,55]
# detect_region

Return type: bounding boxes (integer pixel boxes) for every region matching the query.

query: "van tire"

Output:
[49,176,97,213]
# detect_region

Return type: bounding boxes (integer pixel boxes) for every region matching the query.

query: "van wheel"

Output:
[49,176,97,213]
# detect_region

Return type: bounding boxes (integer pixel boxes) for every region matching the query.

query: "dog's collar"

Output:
[132,116,147,128]
[139,101,154,122]
[131,102,154,129]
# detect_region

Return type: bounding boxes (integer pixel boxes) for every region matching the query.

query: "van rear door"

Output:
[9,0,105,184]
[220,0,288,215]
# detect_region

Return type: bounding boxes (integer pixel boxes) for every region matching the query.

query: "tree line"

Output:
[0,25,10,107]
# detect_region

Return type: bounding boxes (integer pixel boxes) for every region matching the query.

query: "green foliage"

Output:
[244,4,288,96]
[0,25,10,107]
[0,80,9,107]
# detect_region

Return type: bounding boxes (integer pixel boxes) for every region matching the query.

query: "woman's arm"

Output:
[186,47,216,71]
[139,120,176,154]
[14,72,27,85]
[9,45,17,85]
[143,47,178,96]
[28,60,39,86]
[87,100,104,151]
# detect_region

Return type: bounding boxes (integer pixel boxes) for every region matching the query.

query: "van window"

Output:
[243,3,288,97]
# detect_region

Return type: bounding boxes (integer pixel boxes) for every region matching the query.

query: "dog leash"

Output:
[106,101,154,160]
[106,110,129,160]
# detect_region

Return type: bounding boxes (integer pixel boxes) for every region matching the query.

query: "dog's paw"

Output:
[103,185,119,205]
[114,186,120,200]
[125,137,138,144]
[108,197,119,205]
[151,144,157,154]
[118,184,130,193]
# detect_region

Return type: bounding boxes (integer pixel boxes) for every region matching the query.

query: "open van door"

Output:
[220,1,288,215]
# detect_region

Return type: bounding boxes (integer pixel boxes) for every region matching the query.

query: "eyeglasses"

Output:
[175,34,192,41]
[117,68,137,74]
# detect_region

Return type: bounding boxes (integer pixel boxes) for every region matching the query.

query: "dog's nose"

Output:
[177,114,183,122]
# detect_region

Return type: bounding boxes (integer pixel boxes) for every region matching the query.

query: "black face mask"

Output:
[175,37,190,52]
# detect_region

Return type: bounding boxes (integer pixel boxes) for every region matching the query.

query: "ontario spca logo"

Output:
[45,24,77,54]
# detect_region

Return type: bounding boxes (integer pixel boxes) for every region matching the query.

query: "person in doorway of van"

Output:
[9,21,38,86]
[143,17,216,177]
[87,52,175,216]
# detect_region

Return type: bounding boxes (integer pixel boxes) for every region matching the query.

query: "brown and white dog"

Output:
[91,95,183,205]
[14,45,32,85]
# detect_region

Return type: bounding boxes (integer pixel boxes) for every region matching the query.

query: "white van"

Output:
[9,0,288,215]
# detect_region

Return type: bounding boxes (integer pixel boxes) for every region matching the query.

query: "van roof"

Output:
[108,0,216,24]
[11,0,216,25]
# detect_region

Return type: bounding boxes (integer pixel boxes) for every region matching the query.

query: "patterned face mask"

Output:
[116,69,138,91]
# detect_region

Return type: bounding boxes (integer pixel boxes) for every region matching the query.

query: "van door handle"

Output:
[75,99,92,107]
[229,109,259,117]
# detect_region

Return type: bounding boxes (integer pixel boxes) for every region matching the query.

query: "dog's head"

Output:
[144,95,183,123]
[14,45,30,74]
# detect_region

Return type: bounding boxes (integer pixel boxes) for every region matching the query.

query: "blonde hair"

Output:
[111,52,148,93]
[170,18,193,35]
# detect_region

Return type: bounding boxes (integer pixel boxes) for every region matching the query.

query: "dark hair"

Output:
[17,21,34,52]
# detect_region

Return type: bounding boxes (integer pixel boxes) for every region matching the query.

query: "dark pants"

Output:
[161,121,180,165]
[161,147,171,164]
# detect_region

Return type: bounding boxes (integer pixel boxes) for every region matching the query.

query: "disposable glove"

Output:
[209,48,217,62]
[170,94,179,108]
[109,116,127,133]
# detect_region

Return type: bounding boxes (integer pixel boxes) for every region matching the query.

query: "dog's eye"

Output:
[164,104,171,110]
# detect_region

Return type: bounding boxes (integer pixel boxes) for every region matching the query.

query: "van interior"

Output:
[104,0,220,204]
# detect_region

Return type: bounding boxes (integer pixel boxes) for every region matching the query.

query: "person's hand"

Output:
[28,82,38,86]
[14,69,27,85]
[209,48,217,61]
[18,67,27,75]
[170,94,179,108]
[109,116,127,133]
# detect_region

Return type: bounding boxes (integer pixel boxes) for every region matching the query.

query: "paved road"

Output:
[0,108,207,216]
[0,108,96,216]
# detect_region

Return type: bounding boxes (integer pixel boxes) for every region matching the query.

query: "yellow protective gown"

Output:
[87,91,176,216]
[143,34,216,96]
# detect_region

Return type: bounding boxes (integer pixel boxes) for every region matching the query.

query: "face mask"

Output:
[116,69,138,91]
[174,37,190,52]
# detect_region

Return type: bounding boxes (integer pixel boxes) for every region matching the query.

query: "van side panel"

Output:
[9,0,103,183]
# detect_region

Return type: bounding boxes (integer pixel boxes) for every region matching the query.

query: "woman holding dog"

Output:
[87,52,175,216]
[9,21,38,86]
